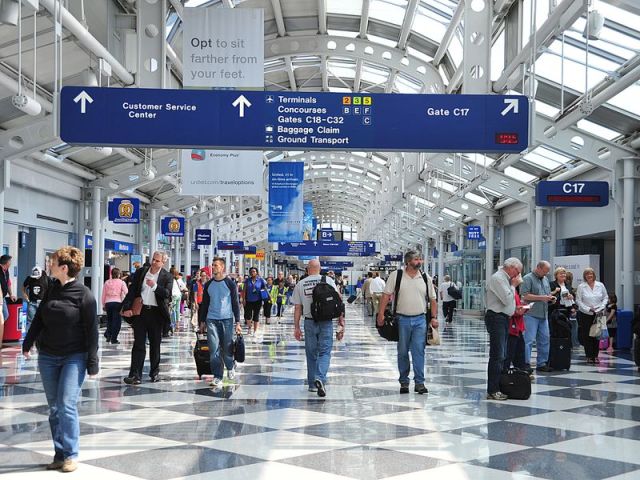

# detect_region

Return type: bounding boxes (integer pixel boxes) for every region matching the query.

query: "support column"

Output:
[458,227,464,252]
[98,199,107,298]
[90,187,102,310]
[499,225,505,266]
[622,157,637,311]
[0,160,8,250]
[430,239,436,277]
[534,207,543,268]
[149,208,158,255]
[184,218,192,277]
[137,0,167,88]
[175,237,182,272]
[462,0,492,93]
[438,234,445,279]
[615,197,623,304]
[486,215,496,284]
[549,208,557,265]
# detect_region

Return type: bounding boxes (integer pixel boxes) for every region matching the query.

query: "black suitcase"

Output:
[499,368,531,400]
[193,333,211,379]
[633,335,640,367]
[347,294,357,304]
[548,337,571,371]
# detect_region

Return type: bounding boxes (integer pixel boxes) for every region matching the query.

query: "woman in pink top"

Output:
[102,268,128,344]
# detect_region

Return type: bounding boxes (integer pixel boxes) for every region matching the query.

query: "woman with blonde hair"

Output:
[575,267,608,365]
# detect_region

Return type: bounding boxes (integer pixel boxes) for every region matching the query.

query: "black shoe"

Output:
[150,375,161,383]
[536,364,554,372]
[314,379,326,397]
[123,376,141,385]
[162,334,171,338]
[414,384,428,395]
[104,333,111,342]
[111,340,120,344]
[400,383,409,394]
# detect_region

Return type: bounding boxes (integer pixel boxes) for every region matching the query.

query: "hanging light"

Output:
[583,10,605,40]
[0,0,19,26]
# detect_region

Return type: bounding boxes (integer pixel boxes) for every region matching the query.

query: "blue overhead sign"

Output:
[467,225,482,240]
[322,261,354,269]
[384,254,403,262]
[161,217,185,237]
[195,229,212,246]
[319,228,335,241]
[235,246,257,255]
[278,241,376,257]
[108,198,140,224]
[535,181,609,207]
[60,87,529,153]
[217,241,244,250]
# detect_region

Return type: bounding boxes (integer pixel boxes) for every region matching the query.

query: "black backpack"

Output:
[447,283,462,300]
[311,276,344,321]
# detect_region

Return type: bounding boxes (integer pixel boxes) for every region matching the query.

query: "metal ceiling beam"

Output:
[433,0,465,66]
[270,0,287,37]
[0,117,58,161]
[285,57,297,90]
[493,0,588,92]
[321,56,329,91]
[264,35,443,90]
[318,0,327,35]
[398,0,419,50]
[359,0,370,39]
[89,151,176,191]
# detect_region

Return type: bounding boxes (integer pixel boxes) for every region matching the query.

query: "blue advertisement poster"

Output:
[303,202,314,241]
[268,162,304,242]
[108,198,140,224]
[161,217,185,237]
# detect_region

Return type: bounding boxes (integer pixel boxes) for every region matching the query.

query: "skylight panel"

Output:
[566,23,636,62]
[464,192,489,206]
[330,163,347,170]
[369,0,408,26]
[368,34,400,49]
[534,51,609,93]
[607,83,640,116]
[372,154,388,165]
[595,3,640,31]
[535,99,560,117]
[412,8,447,43]
[311,162,328,169]
[366,171,381,181]
[327,29,360,38]
[442,208,461,218]
[412,194,435,208]
[504,166,537,184]
[522,147,567,171]
[406,46,434,64]
[361,63,389,84]
[431,179,456,193]
[395,74,421,93]
[349,165,364,174]
[327,0,363,16]
[327,60,356,79]
[576,120,620,141]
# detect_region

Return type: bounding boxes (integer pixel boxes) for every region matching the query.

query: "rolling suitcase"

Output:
[193,332,211,379]
[346,294,357,304]
[548,337,571,371]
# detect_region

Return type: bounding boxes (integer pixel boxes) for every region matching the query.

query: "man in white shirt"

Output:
[122,251,173,385]
[292,260,345,398]
[377,250,438,395]
[369,273,386,317]
[484,257,523,401]
[439,274,457,323]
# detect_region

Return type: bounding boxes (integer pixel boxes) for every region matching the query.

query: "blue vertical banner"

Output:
[195,229,212,246]
[108,198,140,224]
[303,202,314,240]
[268,162,304,242]
[161,217,185,237]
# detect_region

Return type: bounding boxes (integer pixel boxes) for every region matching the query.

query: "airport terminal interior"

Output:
[0,0,640,478]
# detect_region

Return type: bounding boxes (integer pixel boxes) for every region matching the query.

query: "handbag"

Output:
[589,313,606,338]
[499,368,531,400]
[121,297,143,324]
[234,334,246,363]
[427,325,441,346]
[377,270,402,342]
[260,289,270,301]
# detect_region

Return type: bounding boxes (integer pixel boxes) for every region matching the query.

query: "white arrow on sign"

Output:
[73,90,94,114]
[232,95,252,118]
[501,98,519,116]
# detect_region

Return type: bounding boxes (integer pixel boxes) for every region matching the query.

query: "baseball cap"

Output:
[31,266,42,278]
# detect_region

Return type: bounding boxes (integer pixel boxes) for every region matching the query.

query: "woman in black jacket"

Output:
[22,246,98,473]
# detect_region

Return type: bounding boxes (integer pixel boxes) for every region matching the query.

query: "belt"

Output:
[304,317,315,320]
[143,305,159,309]
[487,310,509,318]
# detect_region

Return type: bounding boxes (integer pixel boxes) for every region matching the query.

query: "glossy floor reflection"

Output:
[1,303,640,479]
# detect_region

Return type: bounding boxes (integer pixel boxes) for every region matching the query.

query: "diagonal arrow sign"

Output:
[501,98,519,116]
[73,90,94,114]
[232,94,252,118]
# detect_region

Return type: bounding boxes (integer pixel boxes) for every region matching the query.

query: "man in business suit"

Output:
[122,251,172,385]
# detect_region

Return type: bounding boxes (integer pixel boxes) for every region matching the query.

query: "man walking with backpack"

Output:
[377,250,438,395]
[292,260,345,397]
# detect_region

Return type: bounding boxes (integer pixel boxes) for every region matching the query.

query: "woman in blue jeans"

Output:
[22,246,99,473]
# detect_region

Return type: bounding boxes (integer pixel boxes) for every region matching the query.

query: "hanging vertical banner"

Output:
[195,229,212,246]
[180,149,263,195]
[161,217,185,237]
[303,202,314,240]
[268,162,304,242]
[108,198,140,224]
[182,8,264,88]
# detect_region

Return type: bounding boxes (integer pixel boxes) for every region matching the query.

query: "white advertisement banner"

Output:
[180,149,263,196]
[552,255,600,286]
[183,8,264,88]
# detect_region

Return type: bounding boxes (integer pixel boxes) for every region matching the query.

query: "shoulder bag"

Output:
[377,270,402,342]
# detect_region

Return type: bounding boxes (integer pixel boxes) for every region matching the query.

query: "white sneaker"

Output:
[227,368,236,380]
[209,377,222,387]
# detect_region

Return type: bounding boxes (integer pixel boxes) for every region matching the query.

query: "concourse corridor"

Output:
[1,304,640,480]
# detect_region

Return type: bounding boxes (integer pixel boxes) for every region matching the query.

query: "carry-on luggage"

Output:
[548,337,571,370]
[499,368,531,400]
[633,335,640,367]
[193,332,211,379]
[346,294,357,304]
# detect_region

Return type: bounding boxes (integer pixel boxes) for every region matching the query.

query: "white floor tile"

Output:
[0,409,48,426]
[217,407,350,429]
[79,408,206,429]
[509,411,639,434]
[386,463,546,480]
[365,409,497,431]
[225,385,354,400]
[175,462,354,480]
[539,435,640,465]
[196,430,356,460]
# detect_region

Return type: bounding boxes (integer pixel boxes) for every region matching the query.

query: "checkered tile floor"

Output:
[1,303,640,479]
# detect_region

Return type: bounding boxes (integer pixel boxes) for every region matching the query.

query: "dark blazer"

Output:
[549,280,574,314]
[122,266,172,322]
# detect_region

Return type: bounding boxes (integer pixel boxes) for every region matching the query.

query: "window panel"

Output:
[576,120,621,140]
[370,0,408,26]
[327,0,363,15]
[504,166,537,184]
